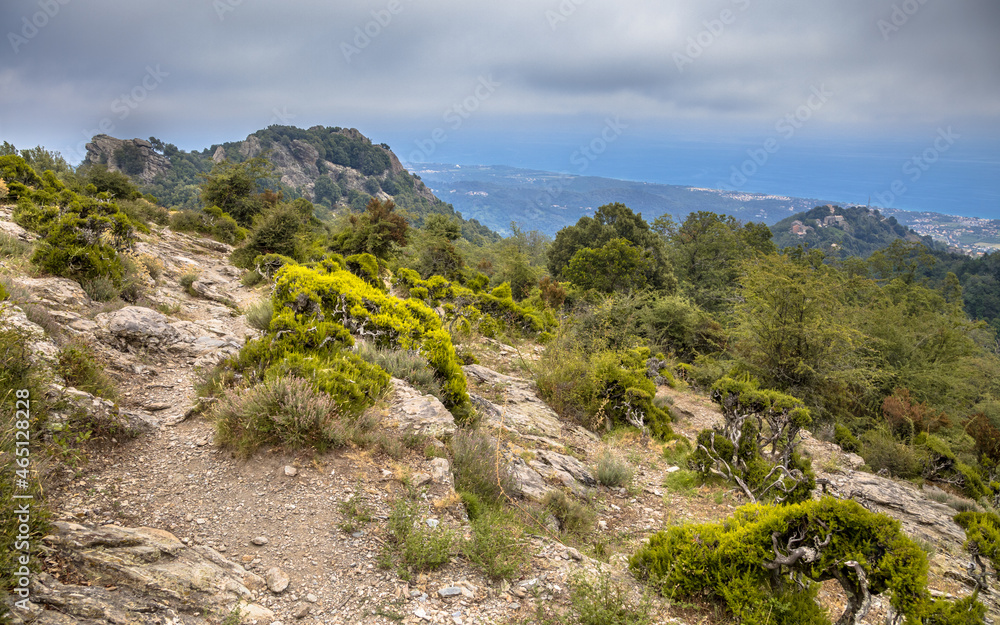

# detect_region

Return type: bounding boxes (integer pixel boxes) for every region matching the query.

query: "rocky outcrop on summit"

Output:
[84,135,171,184]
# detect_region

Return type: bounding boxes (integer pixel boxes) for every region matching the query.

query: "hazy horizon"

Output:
[2,0,997,218]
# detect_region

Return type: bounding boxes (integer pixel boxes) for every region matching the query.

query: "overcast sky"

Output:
[1,0,998,166]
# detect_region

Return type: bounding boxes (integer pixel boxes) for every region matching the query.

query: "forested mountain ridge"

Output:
[771,204,946,258]
[84,126,498,242]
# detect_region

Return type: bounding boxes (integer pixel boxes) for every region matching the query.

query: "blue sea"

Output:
[384,127,1000,220]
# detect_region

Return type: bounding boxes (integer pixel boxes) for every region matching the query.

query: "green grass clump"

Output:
[244,298,273,332]
[381,497,455,579]
[56,341,119,400]
[337,493,373,534]
[211,375,375,458]
[464,505,529,581]
[542,490,595,536]
[594,451,634,488]
[0,232,31,259]
[451,429,517,505]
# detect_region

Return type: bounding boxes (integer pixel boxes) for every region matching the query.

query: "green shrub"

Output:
[402,524,455,573]
[630,497,968,624]
[566,569,653,625]
[117,198,169,227]
[244,298,273,332]
[56,341,118,400]
[451,429,517,505]
[382,497,454,579]
[81,275,118,302]
[594,451,634,488]
[265,351,390,417]
[536,341,674,439]
[211,375,373,458]
[688,375,814,504]
[542,490,595,535]
[860,427,925,479]
[354,342,443,400]
[954,510,1000,576]
[274,261,473,421]
[179,272,199,296]
[240,269,265,287]
[346,252,383,290]
[834,423,861,454]
[464,505,529,581]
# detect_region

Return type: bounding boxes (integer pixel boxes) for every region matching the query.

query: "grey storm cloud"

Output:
[1,0,997,157]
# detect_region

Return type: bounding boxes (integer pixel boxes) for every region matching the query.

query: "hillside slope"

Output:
[84,126,498,242]
[771,204,945,258]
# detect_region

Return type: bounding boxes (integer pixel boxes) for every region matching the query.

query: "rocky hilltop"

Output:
[84,135,171,184]
[0,202,995,622]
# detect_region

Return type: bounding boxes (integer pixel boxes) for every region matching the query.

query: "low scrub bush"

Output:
[594,451,634,488]
[464,505,529,581]
[382,497,455,579]
[274,261,473,421]
[542,490,595,535]
[243,298,273,332]
[355,342,443,401]
[451,429,517,505]
[211,375,373,458]
[179,272,199,296]
[536,339,674,439]
[689,375,815,504]
[56,341,118,400]
[630,497,980,624]
[860,426,925,479]
[81,275,118,302]
[117,198,169,227]
[834,423,861,454]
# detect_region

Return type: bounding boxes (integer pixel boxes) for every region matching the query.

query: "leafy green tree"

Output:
[734,252,869,419]
[548,203,674,292]
[333,197,409,261]
[658,211,775,312]
[564,238,652,293]
[200,155,275,227]
[83,164,142,200]
[19,145,72,177]
[313,175,341,206]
